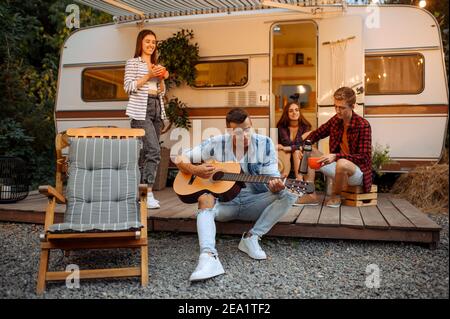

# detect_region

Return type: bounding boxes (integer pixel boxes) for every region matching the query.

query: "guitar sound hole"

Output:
[212,171,224,181]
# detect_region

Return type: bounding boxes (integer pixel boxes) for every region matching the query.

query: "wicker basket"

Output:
[0,157,29,203]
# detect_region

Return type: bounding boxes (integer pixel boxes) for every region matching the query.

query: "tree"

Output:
[0,0,112,188]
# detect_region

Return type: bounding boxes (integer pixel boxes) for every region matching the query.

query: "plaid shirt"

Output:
[306,111,373,193]
[278,122,309,151]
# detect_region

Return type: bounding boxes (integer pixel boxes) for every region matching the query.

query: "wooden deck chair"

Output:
[36,128,148,294]
[54,130,69,195]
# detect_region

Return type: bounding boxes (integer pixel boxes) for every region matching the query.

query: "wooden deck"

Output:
[0,187,441,248]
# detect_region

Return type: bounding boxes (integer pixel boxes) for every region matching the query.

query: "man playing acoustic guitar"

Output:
[175,108,299,282]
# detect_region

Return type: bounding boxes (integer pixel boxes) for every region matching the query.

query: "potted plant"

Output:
[158,29,199,133]
[372,143,391,176]
[372,143,393,192]
[158,29,199,89]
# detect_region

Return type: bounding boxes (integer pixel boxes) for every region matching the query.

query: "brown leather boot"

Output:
[294,193,320,206]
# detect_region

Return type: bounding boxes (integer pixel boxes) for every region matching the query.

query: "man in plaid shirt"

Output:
[296,87,372,208]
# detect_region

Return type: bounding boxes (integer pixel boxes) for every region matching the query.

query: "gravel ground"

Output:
[0,214,448,299]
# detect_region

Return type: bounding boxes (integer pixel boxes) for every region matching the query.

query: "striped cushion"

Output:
[49,138,143,233]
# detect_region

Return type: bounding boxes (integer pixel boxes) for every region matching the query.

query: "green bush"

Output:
[0,1,111,189]
[158,29,199,89]
[158,29,199,132]
[165,98,191,130]
[0,119,35,158]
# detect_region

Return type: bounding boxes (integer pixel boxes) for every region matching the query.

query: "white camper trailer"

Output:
[56,1,448,172]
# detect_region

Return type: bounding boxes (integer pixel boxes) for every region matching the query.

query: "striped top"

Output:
[124,57,167,121]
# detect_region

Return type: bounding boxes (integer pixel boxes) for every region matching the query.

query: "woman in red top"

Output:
[276,102,312,181]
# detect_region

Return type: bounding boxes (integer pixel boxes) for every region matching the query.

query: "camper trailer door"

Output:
[317,15,365,154]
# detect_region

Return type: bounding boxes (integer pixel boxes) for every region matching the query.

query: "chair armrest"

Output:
[138,184,148,234]
[39,185,66,204]
[139,184,148,198]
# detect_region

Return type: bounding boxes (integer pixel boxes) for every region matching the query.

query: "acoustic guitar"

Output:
[173,161,315,204]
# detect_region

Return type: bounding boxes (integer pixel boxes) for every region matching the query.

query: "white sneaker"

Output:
[238,233,267,260]
[147,193,160,209]
[147,191,160,199]
[189,253,225,281]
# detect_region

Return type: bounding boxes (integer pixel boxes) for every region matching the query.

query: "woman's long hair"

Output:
[133,29,158,64]
[276,101,312,132]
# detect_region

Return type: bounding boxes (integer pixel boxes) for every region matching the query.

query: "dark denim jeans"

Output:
[130,95,162,186]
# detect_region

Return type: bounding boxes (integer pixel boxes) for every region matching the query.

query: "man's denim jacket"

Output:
[183,133,280,194]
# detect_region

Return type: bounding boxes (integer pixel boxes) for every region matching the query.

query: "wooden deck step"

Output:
[296,194,325,225]
[359,205,389,229]
[279,205,303,223]
[389,197,441,231]
[170,205,197,219]
[318,205,340,226]
[377,195,416,230]
[340,205,364,229]
[0,188,441,248]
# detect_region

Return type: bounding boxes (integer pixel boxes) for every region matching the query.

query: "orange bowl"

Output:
[308,157,322,170]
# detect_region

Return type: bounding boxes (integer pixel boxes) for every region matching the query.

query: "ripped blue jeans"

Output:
[196,188,297,256]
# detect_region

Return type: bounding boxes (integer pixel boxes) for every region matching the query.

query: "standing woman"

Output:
[276,102,312,181]
[124,29,169,209]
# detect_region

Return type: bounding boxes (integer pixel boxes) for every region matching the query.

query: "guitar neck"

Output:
[219,173,283,184]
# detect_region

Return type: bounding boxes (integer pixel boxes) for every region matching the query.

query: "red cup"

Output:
[308,157,322,170]
[159,69,168,79]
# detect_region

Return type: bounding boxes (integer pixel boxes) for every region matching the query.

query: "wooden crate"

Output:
[342,185,378,207]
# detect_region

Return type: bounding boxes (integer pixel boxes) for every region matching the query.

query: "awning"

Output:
[75,0,347,23]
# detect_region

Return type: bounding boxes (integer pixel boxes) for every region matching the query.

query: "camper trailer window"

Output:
[82,67,128,101]
[194,59,248,88]
[365,54,424,95]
